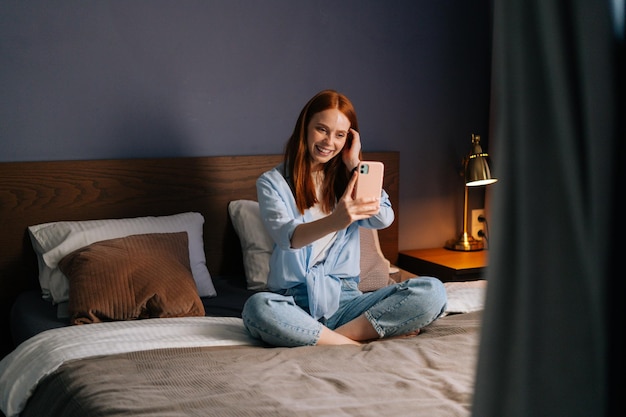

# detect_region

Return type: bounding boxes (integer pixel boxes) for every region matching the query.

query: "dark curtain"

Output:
[473,1,624,416]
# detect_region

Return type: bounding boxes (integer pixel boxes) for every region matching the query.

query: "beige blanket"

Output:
[21,312,481,417]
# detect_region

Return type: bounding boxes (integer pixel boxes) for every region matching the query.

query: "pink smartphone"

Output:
[355,161,384,199]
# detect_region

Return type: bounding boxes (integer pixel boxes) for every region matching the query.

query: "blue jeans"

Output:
[242,277,447,347]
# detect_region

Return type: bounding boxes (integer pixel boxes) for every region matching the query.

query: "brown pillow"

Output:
[59,232,205,325]
[358,227,394,292]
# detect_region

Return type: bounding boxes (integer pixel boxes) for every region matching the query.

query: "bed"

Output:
[0,152,484,417]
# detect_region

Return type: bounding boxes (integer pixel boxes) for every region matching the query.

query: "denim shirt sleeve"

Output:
[256,166,311,297]
[256,166,303,252]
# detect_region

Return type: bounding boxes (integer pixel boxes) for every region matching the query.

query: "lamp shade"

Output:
[465,134,497,186]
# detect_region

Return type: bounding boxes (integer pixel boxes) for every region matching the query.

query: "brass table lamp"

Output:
[445,134,497,251]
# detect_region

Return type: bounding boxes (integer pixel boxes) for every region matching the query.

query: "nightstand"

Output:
[398,248,488,282]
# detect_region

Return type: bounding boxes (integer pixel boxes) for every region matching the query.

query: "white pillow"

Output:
[228,200,274,290]
[443,280,487,315]
[28,212,217,304]
[228,199,392,292]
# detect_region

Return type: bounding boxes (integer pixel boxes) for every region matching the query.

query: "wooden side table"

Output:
[398,248,488,282]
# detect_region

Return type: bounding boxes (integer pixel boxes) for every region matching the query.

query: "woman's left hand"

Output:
[343,128,361,171]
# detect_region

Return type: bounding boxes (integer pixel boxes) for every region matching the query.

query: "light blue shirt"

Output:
[256,163,394,319]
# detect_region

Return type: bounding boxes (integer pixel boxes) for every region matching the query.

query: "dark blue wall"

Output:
[0,0,492,250]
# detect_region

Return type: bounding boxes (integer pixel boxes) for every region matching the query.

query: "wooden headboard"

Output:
[0,152,399,355]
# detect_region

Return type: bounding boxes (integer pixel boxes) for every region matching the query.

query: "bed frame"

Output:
[0,152,399,358]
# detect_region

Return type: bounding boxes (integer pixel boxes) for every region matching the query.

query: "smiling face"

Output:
[306,108,351,171]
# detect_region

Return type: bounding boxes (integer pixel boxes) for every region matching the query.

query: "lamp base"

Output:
[444,233,484,251]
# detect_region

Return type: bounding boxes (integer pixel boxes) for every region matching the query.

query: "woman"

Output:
[242,90,446,347]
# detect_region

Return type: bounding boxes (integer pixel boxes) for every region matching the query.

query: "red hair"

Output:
[283,90,361,214]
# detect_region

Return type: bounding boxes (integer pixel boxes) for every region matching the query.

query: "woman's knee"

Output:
[242,292,285,340]
[243,292,288,323]
[241,292,320,347]
[405,276,447,316]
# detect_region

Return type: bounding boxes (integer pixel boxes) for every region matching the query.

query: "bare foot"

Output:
[390,328,421,339]
[379,329,421,342]
[357,329,422,344]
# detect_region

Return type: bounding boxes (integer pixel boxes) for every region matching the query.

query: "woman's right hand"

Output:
[331,169,380,229]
